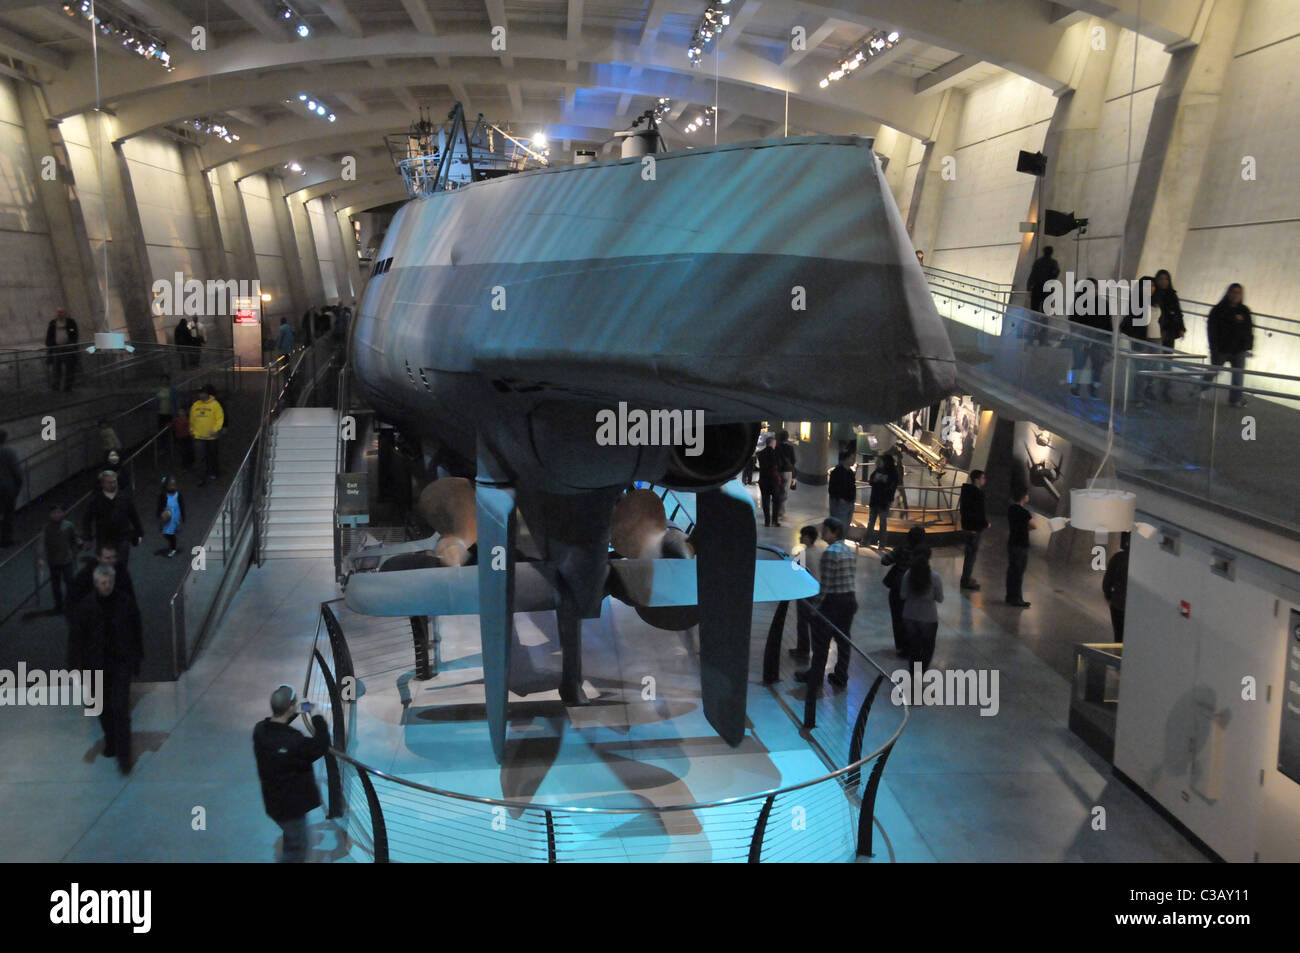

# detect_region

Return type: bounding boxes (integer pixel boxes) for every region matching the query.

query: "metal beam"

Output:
[316,0,364,39]
[782,17,839,69]
[400,0,436,34]
[507,81,522,112]
[717,0,761,53]
[118,0,194,45]
[638,0,670,46]
[335,91,368,114]
[484,0,514,68]
[221,0,287,41]
[914,53,981,95]
[566,0,583,71]
[0,24,67,70]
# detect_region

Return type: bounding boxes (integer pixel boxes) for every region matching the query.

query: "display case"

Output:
[1070,642,1122,761]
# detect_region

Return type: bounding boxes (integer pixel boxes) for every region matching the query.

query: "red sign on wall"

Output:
[1179,601,1191,618]
[234,309,258,325]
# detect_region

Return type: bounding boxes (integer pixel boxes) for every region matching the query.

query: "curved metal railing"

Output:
[303,567,910,862]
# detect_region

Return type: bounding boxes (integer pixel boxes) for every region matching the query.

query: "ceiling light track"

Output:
[818,28,900,89]
[62,0,173,70]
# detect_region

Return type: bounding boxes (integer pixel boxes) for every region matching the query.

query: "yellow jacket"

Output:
[189,397,224,440]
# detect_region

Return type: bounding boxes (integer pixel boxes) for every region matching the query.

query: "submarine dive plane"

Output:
[346,122,956,761]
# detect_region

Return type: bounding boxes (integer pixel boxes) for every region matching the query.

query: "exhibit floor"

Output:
[0,491,1205,862]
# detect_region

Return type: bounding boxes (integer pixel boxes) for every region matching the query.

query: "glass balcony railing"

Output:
[925,274,1300,532]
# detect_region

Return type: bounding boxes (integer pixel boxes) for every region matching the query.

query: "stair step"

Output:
[267,510,331,524]
[273,460,336,474]
[271,447,336,460]
[271,473,335,487]
[268,497,334,511]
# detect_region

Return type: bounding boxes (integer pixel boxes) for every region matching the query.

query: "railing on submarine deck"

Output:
[303,553,910,863]
[923,269,1300,533]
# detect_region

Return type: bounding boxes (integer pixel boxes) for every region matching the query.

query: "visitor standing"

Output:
[1205,283,1254,407]
[253,684,332,863]
[190,387,225,486]
[900,549,944,670]
[156,476,185,558]
[864,454,899,549]
[0,429,21,546]
[827,449,857,527]
[795,517,857,692]
[774,430,797,526]
[1102,532,1131,642]
[1152,269,1185,402]
[958,469,989,590]
[40,503,80,612]
[756,436,779,527]
[82,471,144,568]
[45,307,79,391]
[881,526,926,656]
[789,525,825,660]
[1005,487,1036,608]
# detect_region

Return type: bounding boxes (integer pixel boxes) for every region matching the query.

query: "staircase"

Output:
[262,407,336,559]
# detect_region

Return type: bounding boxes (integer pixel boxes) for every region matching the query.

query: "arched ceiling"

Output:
[0,0,1202,213]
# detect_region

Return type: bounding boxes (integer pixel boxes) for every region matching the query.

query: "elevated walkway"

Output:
[925,269,1300,535]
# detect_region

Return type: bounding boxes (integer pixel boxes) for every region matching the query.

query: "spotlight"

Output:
[328,114,336,122]
[297,23,310,37]
[532,131,547,148]
[298,93,307,101]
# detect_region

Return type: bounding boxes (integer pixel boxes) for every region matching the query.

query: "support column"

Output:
[1013,17,1118,291]
[179,142,226,282]
[95,115,156,341]
[329,196,363,305]
[267,174,308,320]
[286,190,324,307]
[1123,0,1246,277]
[214,163,259,281]
[906,88,965,262]
[15,82,101,328]
[872,124,912,212]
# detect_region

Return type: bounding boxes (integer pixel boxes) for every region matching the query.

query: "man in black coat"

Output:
[253,684,332,862]
[83,471,144,568]
[70,564,143,774]
[958,470,989,590]
[0,428,21,546]
[69,541,135,610]
[1102,532,1130,642]
[828,449,857,527]
[46,308,80,391]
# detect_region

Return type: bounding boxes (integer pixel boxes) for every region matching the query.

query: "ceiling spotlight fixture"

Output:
[277,2,311,39]
[818,28,901,90]
[531,131,548,149]
[684,106,715,134]
[287,95,336,123]
[187,117,240,143]
[63,1,173,70]
[688,3,732,67]
[653,98,672,123]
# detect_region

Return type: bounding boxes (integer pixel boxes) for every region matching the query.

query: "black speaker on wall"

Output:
[1016,150,1047,176]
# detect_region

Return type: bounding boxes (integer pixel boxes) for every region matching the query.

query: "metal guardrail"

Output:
[303,546,909,863]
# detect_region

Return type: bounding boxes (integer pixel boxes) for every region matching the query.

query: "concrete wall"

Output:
[0,77,64,347]
[1070,31,1169,280]
[237,173,294,329]
[1174,0,1300,377]
[307,196,340,301]
[119,135,202,342]
[1114,509,1300,862]
[930,73,1055,283]
[58,113,126,334]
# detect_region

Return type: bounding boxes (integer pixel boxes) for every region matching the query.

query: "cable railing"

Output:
[303,552,909,862]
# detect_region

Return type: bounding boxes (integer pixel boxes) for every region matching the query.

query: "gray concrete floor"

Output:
[0,477,1207,862]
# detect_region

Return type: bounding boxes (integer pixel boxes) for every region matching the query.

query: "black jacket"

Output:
[1027,255,1059,297]
[1154,287,1185,344]
[69,560,135,608]
[1102,549,1129,610]
[83,492,144,546]
[45,316,80,353]
[174,319,192,348]
[1207,301,1253,355]
[0,445,20,498]
[828,464,856,504]
[755,446,780,486]
[253,714,331,822]
[867,467,898,507]
[775,441,796,473]
[68,587,143,673]
[959,482,988,532]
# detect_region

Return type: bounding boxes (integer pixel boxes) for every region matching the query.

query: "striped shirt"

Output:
[819,540,857,595]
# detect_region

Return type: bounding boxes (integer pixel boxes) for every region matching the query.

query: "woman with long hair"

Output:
[1205,283,1253,407]
[900,548,943,669]
[1151,269,1184,401]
